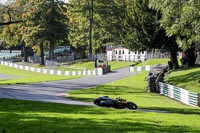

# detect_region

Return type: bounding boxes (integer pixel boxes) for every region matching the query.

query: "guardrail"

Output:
[0,61,106,76]
[159,82,200,107]
[129,65,155,72]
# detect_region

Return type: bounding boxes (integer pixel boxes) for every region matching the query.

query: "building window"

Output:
[119,50,121,55]
[122,50,124,54]
[116,50,117,54]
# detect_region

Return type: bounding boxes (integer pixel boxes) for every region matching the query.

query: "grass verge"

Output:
[165,66,200,93]
[136,58,169,66]
[0,65,80,85]
[0,98,200,133]
[16,61,134,71]
[68,71,199,110]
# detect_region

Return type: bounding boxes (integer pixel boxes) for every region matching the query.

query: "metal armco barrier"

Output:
[159,82,199,107]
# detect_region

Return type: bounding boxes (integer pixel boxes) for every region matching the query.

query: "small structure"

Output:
[0,50,21,61]
[147,64,168,92]
[106,46,146,62]
[94,57,110,74]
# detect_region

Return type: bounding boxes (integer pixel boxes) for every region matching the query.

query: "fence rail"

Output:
[0,61,105,76]
[129,65,155,72]
[159,82,199,107]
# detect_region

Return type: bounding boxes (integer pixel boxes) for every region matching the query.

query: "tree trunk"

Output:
[23,45,28,62]
[170,51,179,70]
[40,43,45,65]
[49,39,54,61]
[186,47,196,66]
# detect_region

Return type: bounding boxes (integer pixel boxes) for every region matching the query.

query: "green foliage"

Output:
[149,0,200,50]
[121,0,160,50]
[0,0,69,63]
[67,0,90,55]
[23,0,69,60]
[68,0,126,55]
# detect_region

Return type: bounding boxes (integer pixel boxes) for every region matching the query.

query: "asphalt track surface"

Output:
[0,67,139,106]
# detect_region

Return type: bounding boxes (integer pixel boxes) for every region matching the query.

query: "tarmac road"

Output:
[0,67,138,106]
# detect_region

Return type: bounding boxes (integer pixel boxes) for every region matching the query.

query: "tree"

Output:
[67,0,126,58]
[94,0,126,46]
[149,0,200,49]
[149,0,200,66]
[23,0,69,64]
[121,0,179,69]
[0,0,24,26]
[67,0,90,58]
[0,0,32,62]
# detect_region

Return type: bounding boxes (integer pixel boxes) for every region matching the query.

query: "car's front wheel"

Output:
[93,99,101,106]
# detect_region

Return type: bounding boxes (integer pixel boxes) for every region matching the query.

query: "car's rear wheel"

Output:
[126,102,137,110]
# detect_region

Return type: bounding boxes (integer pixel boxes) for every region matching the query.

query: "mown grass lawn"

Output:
[0,65,80,85]
[0,98,200,133]
[1,59,200,132]
[61,61,134,71]
[108,61,134,70]
[165,66,200,93]
[68,71,199,111]
[136,58,170,66]
[16,61,134,71]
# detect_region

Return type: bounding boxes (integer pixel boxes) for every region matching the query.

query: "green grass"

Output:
[16,61,134,71]
[68,71,199,110]
[136,58,169,66]
[64,61,134,71]
[108,61,134,70]
[0,98,200,133]
[1,59,200,132]
[165,66,200,93]
[0,65,80,85]
[0,61,133,85]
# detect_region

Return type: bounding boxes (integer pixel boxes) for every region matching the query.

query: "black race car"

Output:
[93,96,137,110]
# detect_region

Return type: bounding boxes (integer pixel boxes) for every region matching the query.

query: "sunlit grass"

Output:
[16,61,134,71]
[108,61,134,70]
[0,98,200,133]
[165,66,200,93]
[68,71,199,111]
[0,65,80,85]
[1,58,200,132]
[136,58,169,66]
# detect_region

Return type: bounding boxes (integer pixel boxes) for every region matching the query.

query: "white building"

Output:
[106,46,146,62]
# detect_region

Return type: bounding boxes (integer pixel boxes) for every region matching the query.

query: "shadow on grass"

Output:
[0,98,199,133]
[69,84,144,95]
[140,106,200,115]
[166,69,200,86]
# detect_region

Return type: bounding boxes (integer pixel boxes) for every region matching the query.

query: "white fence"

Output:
[107,55,146,62]
[129,65,155,72]
[0,61,105,76]
[159,82,200,107]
